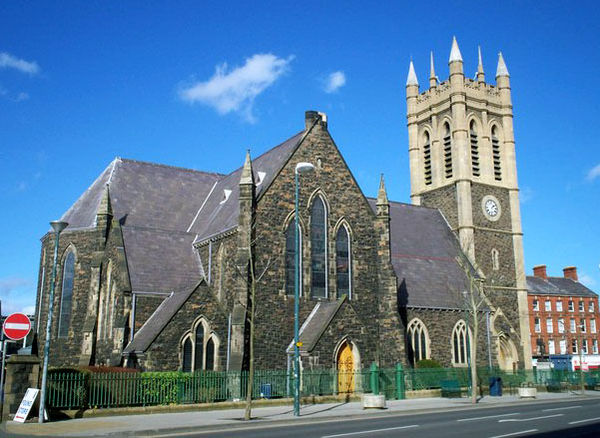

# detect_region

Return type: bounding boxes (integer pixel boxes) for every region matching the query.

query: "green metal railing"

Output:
[46,366,600,410]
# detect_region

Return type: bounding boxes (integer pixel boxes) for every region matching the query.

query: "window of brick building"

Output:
[582,339,589,354]
[545,300,552,311]
[558,318,565,333]
[546,318,553,333]
[580,319,587,333]
[548,340,555,355]
[579,301,584,312]
[560,339,567,354]
[589,301,595,313]
[569,300,574,312]
[591,319,596,333]
[533,299,539,311]
[593,339,599,355]
[556,301,563,312]
[572,339,578,354]
[570,318,577,333]
[534,317,541,333]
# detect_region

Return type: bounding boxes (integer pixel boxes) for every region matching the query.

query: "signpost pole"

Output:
[0,334,5,405]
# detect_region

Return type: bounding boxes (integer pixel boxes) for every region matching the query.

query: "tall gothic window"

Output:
[492,126,502,181]
[452,320,470,365]
[182,337,193,372]
[311,197,327,298]
[470,121,480,177]
[285,222,301,296]
[407,319,429,366]
[336,225,351,299]
[205,337,215,371]
[443,123,453,179]
[58,250,75,338]
[194,323,205,370]
[423,131,432,185]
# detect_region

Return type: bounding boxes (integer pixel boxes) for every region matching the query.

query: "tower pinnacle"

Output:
[496,52,509,77]
[406,60,419,87]
[429,52,437,88]
[377,174,389,205]
[477,46,485,82]
[449,36,463,63]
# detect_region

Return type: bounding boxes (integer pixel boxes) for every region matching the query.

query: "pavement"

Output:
[2,390,600,437]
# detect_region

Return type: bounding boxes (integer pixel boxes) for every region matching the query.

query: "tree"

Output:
[455,247,488,404]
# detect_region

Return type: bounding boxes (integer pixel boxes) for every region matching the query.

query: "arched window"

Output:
[194,323,205,370]
[311,197,327,298]
[58,250,75,338]
[469,121,480,177]
[492,126,502,181]
[443,123,453,179]
[491,248,500,271]
[336,225,351,299]
[422,131,432,185]
[285,221,302,296]
[205,337,215,371]
[407,319,429,366]
[452,320,470,365]
[182,337,193,372]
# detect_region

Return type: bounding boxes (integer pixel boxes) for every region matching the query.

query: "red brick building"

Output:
[527,265,600,367]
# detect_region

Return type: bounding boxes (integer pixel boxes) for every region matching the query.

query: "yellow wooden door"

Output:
[337,343,354,393]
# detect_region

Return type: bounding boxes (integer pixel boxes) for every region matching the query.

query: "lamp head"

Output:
[50,220,68,234]
[295,162,315,175]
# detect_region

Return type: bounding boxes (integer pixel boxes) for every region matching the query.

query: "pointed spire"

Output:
[377,174,389,205]
[496,52,509,77]
[240,149,254,185]
[97,183,112,217]
[477,46,485,82]
[449,36,463,63]
[406,60,419,87]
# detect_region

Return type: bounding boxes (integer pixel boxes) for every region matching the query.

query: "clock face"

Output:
[485,199,498,217]
[481,195,501,221]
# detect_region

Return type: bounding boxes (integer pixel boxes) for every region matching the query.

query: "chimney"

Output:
[305,110,327,130]
[533,265,547,280]
[563,266,578,282]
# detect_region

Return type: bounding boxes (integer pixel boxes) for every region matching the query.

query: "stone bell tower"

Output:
[405,37,532,369]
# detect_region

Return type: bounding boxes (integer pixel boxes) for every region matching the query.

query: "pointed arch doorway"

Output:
[337,341,355,393]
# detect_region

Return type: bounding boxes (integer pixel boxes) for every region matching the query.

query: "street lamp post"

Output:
[294,162,314,417]
[38,220,68,423]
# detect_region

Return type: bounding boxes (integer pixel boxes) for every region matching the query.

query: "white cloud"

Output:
[324,71,346,93]
[0,52,40,75]
[21,305,36,315]
[0,277,34,316]
[179,53,293,123]
[0,277,30,295]
[520,186,534,203]
[579,273,597,287]
[586,163,600,182]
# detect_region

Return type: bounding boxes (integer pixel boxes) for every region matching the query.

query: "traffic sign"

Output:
[3,313,31,341]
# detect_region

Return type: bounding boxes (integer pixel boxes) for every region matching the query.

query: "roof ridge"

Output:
[367,197,439,210]
[119,157,225,177]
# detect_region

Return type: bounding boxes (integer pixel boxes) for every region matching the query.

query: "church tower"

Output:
[406,37,532,369]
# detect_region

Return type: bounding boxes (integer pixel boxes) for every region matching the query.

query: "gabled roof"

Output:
[527,276,597,298]
[60,158,223,232]
[190,131,304,243]
[368,199,469,310]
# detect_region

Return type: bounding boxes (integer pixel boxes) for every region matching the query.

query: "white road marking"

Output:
[499,413,563,422]
[488,430,538,438]
[542,405,581,412]
[457,413,520,422]
[568,416,600,425]
[321,425,419,437]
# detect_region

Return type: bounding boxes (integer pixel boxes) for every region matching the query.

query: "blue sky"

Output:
[1,1,599,316]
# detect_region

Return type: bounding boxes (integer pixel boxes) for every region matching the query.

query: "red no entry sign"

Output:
[3,313,31,341]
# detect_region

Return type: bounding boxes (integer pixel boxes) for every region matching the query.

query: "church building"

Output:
[34,38,532,375]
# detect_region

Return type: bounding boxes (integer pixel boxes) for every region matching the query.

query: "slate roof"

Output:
[190,131,304,243]
[527,275,598,298]
[368,199,469,310]
[286,299,346,354]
